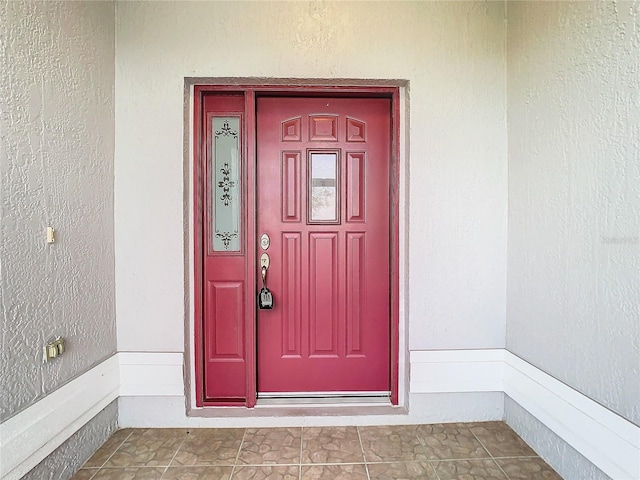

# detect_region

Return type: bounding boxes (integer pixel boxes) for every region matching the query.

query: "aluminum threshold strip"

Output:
[257,391,391,405]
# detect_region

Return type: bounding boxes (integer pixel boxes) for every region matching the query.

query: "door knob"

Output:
[258,253,273,309]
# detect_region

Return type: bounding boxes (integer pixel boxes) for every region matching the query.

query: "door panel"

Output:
[200,94,248,402]
[256,96,391,394]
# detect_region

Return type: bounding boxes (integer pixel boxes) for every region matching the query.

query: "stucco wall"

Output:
[22,401,118,480]
[115,1,508,354]
[506,1,640,425]
[0,0,116,421]
[504,397,610,480]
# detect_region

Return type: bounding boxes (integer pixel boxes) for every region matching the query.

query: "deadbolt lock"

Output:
[260,233,270,250]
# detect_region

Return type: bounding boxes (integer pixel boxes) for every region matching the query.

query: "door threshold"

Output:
[257,392,391,406]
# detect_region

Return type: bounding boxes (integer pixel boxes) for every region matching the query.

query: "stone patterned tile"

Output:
[162,466,233,479]
[416,423,490,460]
[469,423,536,458]
[433,459,508,480]
[358,425,429,462]
[496,458,563,479]
[90,468,165,480]
[172,429,245,466]
[237,428,302,465]
[73,422,542,480]
[84,429,134,467]
[232,465,300,480]
[105,429,188,467]
[71,469,99,480]
[367,461,438,479]
[301,426,364,464]
[300,464,367,480]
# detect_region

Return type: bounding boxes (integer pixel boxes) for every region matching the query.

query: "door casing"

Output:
[192,83,401,408]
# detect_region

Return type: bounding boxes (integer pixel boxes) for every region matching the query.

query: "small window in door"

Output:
[308,150,340,224]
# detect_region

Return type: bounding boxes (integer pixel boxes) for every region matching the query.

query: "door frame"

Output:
[192,82,402,409]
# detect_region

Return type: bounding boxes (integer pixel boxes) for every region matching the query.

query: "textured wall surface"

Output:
[0,1,116,421]
[21,401,118,480]
[507,1,640,425]
[115,1,508,353]
[504,397,610,480]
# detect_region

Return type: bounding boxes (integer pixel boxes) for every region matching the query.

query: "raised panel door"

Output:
[256,97,391,394]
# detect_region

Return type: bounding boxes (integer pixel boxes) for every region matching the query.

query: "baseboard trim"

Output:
[0,354,119,480]
[3,350,636,480]
[411,349,639,480]
[503,352,639,480]
[119,351,184,396]
[410,348,505,393]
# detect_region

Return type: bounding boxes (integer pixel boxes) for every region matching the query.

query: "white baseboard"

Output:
[503,352,639,480]
[0,355,119,480]
[121,349,639,478]
[3,350,637,480]
[410,349,505,393]
[119,352,184,397]
[117,392,503,428]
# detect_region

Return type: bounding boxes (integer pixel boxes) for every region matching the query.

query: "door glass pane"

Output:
[212,117,240,251]
[309,152,339,223]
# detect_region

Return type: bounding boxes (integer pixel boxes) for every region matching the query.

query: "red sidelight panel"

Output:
[198,92,248,404]
[204,280,245,398]
[208,281,244,358]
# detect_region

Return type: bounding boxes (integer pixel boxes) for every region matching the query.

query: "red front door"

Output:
[256,96,391,395]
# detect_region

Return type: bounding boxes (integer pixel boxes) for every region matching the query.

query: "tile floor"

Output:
[72,422,563,480]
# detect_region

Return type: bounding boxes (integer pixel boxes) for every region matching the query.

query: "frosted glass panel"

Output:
[309,152,339,223]
[212,117,240,251]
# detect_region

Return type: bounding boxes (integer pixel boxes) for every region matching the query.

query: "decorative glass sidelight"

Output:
[308,151,340,223]
[212,117,240,251]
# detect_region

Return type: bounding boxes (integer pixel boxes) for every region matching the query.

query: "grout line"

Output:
[494,461,512,480]
[427,459,442,480]
[364,457,502,463]
[160,429,189,478]
[469,430,493,460]
[490,455,540,459]
[299,426,304,480]
[470,429,511,480]
[407,455,495,463]
[84,427,134,478]
[414,427,445,480]
[83,468,100,480]
[355,426,371,480]
[93,465,181,469]
[229,427,248,479]
[415,425,440,480]
[97,428,133,469]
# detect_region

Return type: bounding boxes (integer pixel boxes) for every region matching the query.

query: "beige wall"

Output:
[507,1,640,425]
[114,1,508,356]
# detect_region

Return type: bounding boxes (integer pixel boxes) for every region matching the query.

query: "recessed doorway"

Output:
[192,85,401,408]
